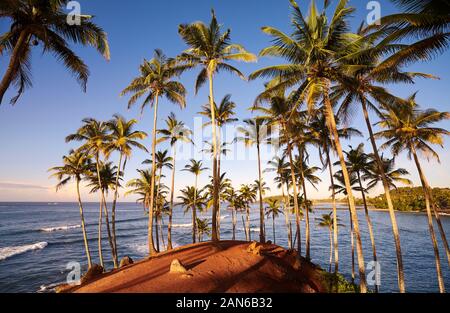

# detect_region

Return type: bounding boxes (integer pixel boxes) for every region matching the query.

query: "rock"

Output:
[55,283,74,293]
[181,273,194,279]
[266,240,272,245]
[119,256,134,268]
[246,241,263,255]
[80,264,104,284]
[169,259,187,273]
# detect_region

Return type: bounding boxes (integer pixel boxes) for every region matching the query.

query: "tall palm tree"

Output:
[66,118,116,268]
[316,212,343,273]
[182,159,208,243]
[126,169,153,211]
[375,94,449,292]
[49,150,93,268]
[250,0,368,291]
[363,156,413,191]
[121,49,187,255]
[157,112,193,249]
[265,156,293,248]
[105,114,147,264]
[178,10,257,241]
[178,186,207,241]
[343,143,379,292]
[87,161,121,268]
[0,0,110,104]
[239,184,257,241]
[265,199,283,244]
[236,118,271,243]
[224,187,240,240]
[308,112,362,273]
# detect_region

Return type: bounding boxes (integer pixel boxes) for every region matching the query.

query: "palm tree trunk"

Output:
[217,127,222,240]
[168,145,176,250]
[246,204,251,241]
[110,152,123,265]
[0,29,29,104]
[329,229,333,273]
[430,194,450,266]
[361,97,404,292]
[232,207,236,240]
[411,145,445,293]
[76,179,92,268]
[356,171,378,292]
[287,142,302,256]
[282,184,292,249]
[147,92,159,256]
[272,213,276,244]
[154,215,160,252]
[347,199,355,283]
[154,167,164,252]
[160,217,166,251]
[325,88,366,292]
[208,71,220,242]
[326,149,339,273]
[256,142,265,243]
[193,175,198,244]
[98,198,104,268]
[242,215,247,240]
[298,146,311,260]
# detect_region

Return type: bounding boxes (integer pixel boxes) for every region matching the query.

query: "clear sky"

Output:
[0,0,449,202]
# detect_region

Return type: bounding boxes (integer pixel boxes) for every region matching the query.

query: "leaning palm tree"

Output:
[375,94,449,292]
[316,212,343,273]
[250,0,368,291]
[236,118,271,243]
[121,49,187,255]
[157,113,193,249]
[105,114,147,264]
[182,160,208,243]
[49,150,93,268]
[239,184,257,241]
[178,10,257,241]
[66,118,116,268]
[265,199,283,244]
[0,0,110,104]
[126,169,152,212]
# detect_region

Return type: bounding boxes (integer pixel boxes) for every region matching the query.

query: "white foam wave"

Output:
[0,242,48,261]
[37,281,62,293]
[172,223,192,228]
[39,224,81,232]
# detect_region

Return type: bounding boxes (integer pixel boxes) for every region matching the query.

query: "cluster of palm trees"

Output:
[2,0,449,293]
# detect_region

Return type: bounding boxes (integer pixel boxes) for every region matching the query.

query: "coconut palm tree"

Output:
[105,114,147,264]
[86,161,121,268]
[178,10,257,241]
[236,118,272,243]
[363,156,413,191]
[0,0,110,104]
[375,94,449,292]
[316,212,343,273]
[250,0,368,291]
[265,199,283,244]
[157,112,193,249]
[178,186,207,241]
[308,112,362,273]
[196,218,211,242]
[66,118,116,268]
[126,169,153,211]
[120,49,187,256]
[239,184,257,241]
[224,187,240,240]
[49,150,93,268]
[265,156,293,248]
[182,160,208,243]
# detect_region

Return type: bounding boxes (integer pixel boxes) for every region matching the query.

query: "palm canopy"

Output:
[48,150,93,190]
[178,186,207,214]
[317,212,343,229]
[157,112,193,146]
[182,159,208,176]
[294,157,322,190]
[374,93,450,161]
[198,94,239,127]
[65,118,110,157]
[332,169,359,196]
[239,184,258,204]
[87,161,121,194]
[125,169,152,205]
[0,0,110,104]
[178,10,257,93]
[265,199,283,217]
[236,118,272,147]
[143,150,173,170]
[363,156,412,190]
[120,49,187,112]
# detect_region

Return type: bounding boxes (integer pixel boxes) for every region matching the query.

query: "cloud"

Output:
[0,182,50,190]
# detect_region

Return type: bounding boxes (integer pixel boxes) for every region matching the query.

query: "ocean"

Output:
[0,202,448,293]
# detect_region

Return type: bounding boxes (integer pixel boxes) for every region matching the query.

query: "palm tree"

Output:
[196,218,211,242]
[265,199,283,244]
[239,184,257,241]
[87,161,121,268]
[178,10,256,241]
[126,169,153,211]
[178,186,207,241]
[316,212,343,273]
[0,0,110,104]
[237,118,271,243]
[265,156,293,248]
[375,94,449,292]
[49,150,93,268]
[157,112,193,249]
[224,187,240,240]
[66,118,117,268]
[343,144,379,291]
[250,0,368,291]
[121,49,187,255]
[182,159,208,243]
[105,114,147,264]
[363,156,413,191]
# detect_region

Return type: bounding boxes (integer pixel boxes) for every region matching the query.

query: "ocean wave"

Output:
[39,225,81,232]
[37,281,62,293]
[131,240,180,255]
[172,223,192,228]
[0,242,48,261]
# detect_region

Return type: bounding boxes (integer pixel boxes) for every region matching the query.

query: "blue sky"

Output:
[0,0,449,202]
